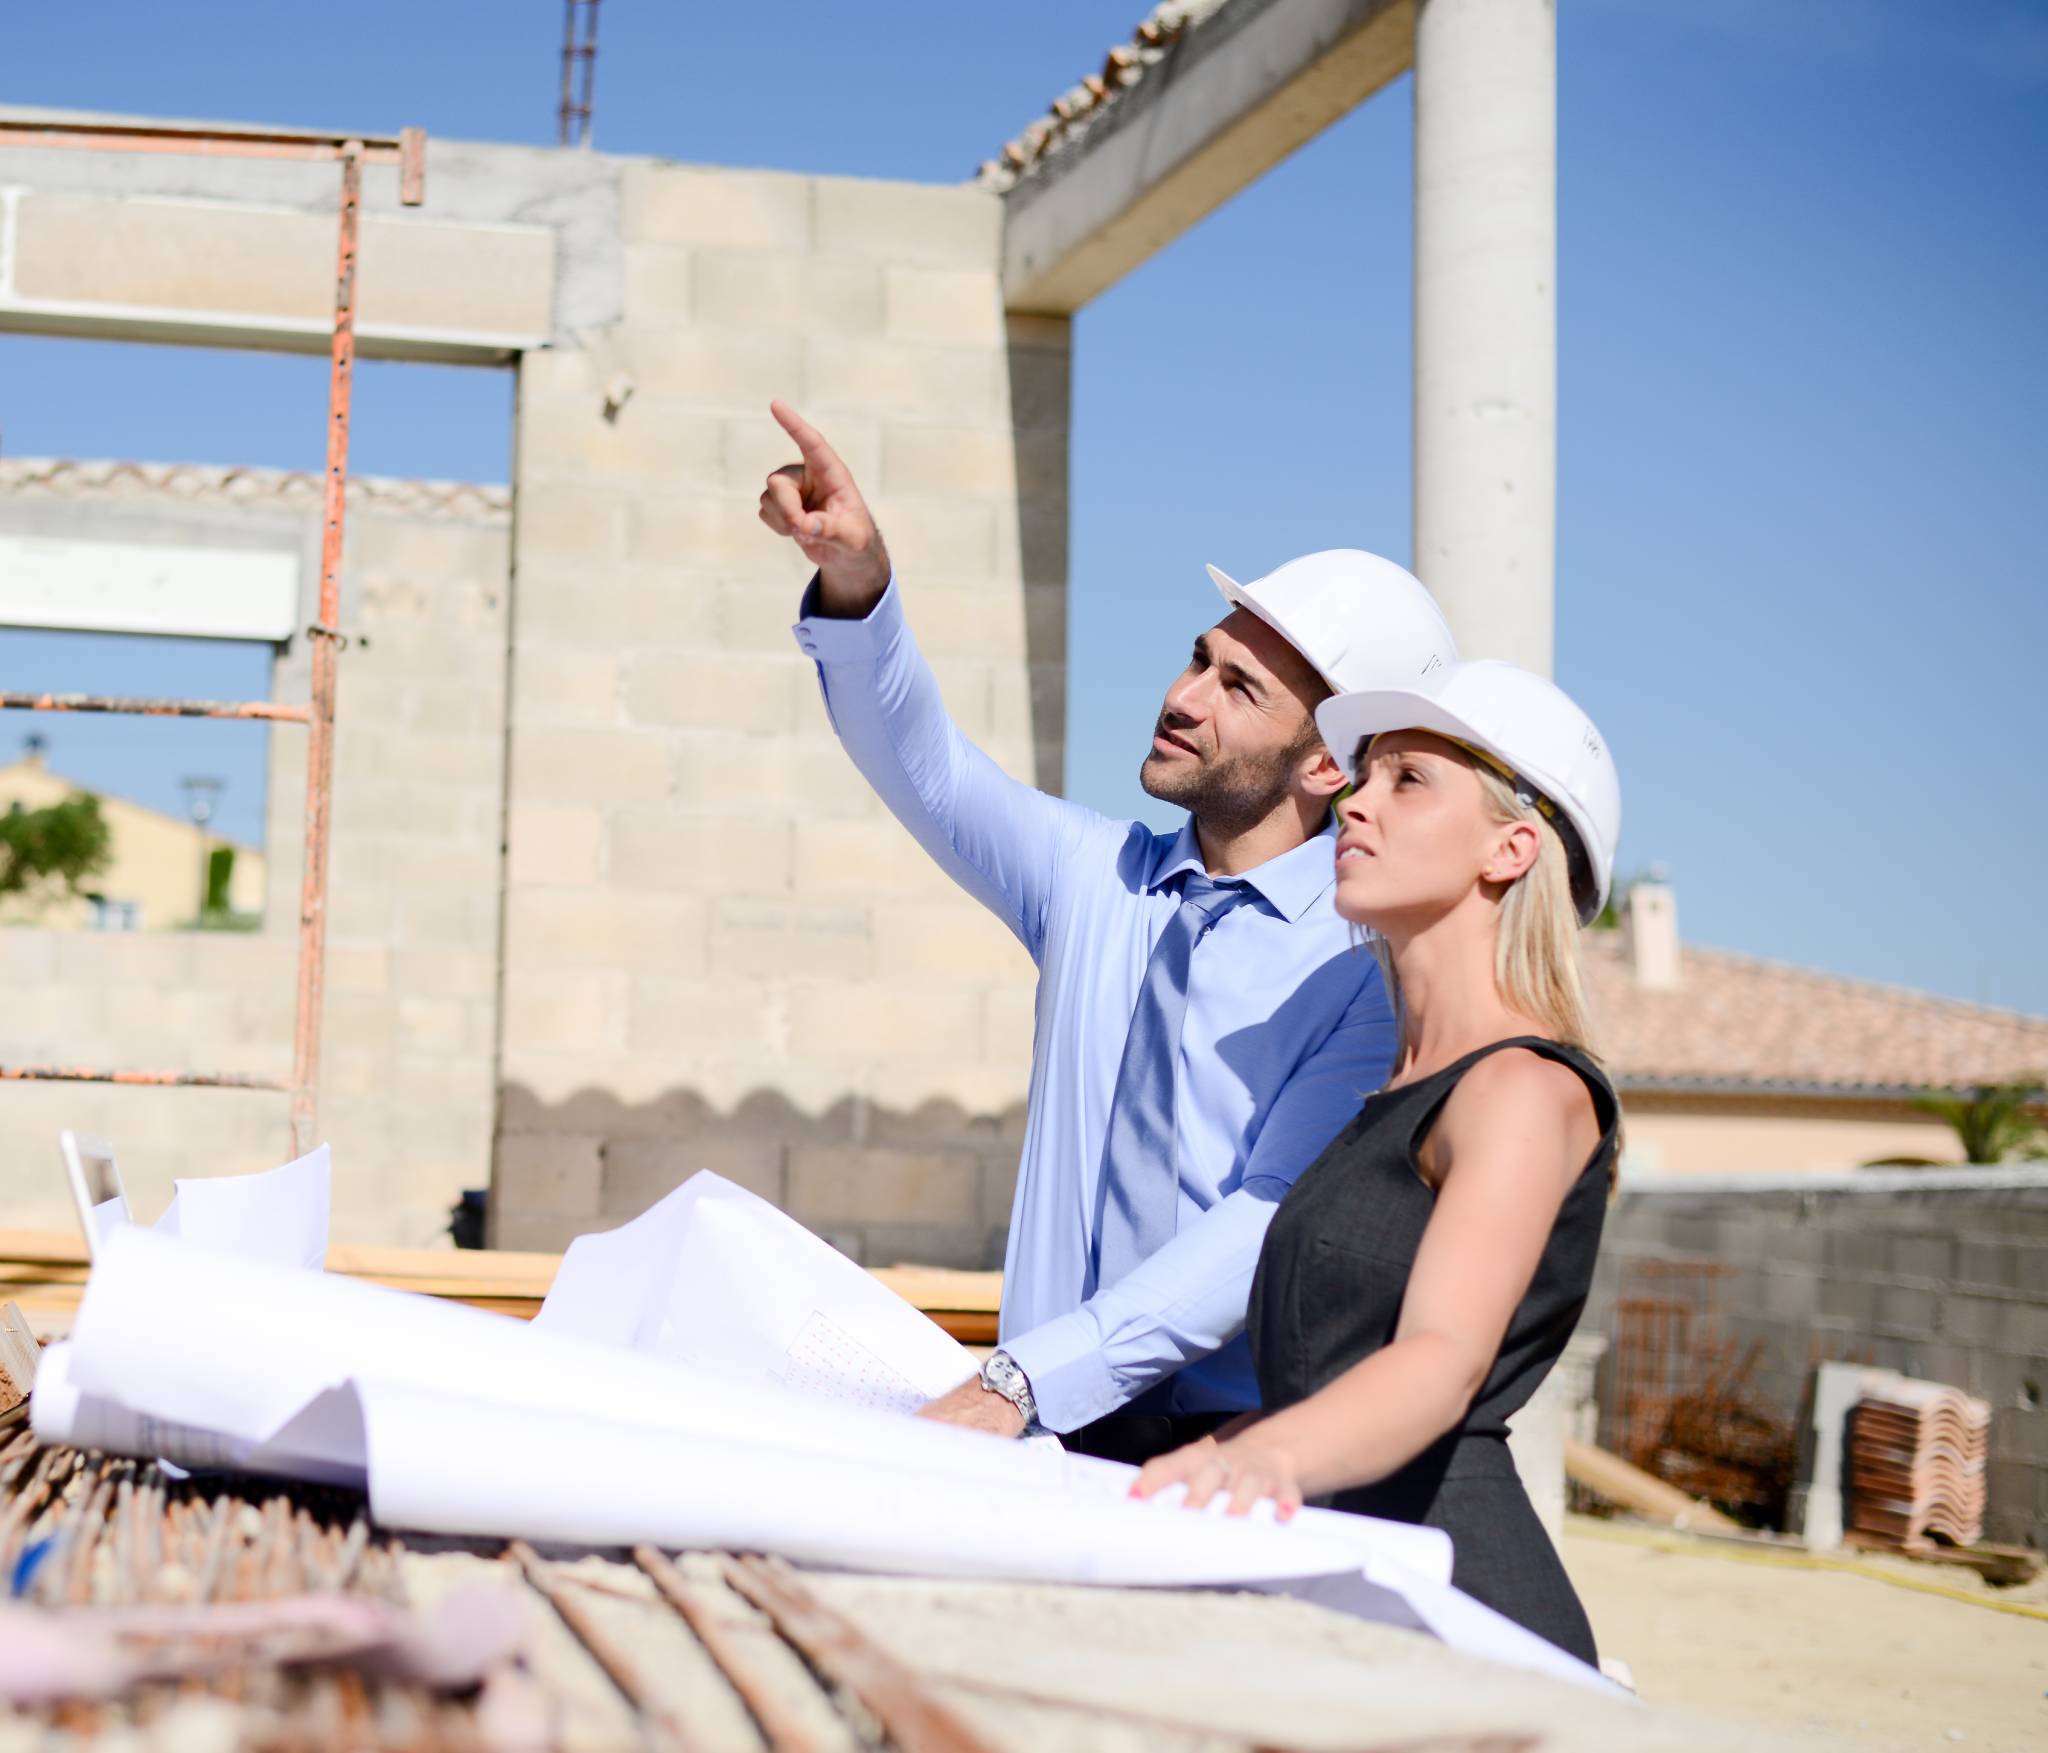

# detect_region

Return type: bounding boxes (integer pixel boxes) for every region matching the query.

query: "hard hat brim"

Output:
[1204,563,1341,694]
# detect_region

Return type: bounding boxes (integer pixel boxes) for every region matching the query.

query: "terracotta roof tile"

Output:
[0,456,510,522]
[975,2,1231,191]
[1585,934,2048,1095]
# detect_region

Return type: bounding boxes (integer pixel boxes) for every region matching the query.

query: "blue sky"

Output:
[2,1,2044,1010]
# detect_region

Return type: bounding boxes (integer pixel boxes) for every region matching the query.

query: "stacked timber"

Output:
[1846,1372,1991,1550]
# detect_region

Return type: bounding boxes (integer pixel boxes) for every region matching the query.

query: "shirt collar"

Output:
[1146,816,1339,925]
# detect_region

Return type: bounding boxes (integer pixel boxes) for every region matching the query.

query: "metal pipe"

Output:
[723,1554,1001,1753]
[0,693,312,722]
[508,1540,694,1752]
[289,143,362,1158]
[0,1066,288,1089]
[634,1546,833,1753]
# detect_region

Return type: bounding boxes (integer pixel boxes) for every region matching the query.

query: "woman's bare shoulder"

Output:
[1435,1044,1597,1165]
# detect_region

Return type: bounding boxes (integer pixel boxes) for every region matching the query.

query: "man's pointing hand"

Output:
[760,400,892,616]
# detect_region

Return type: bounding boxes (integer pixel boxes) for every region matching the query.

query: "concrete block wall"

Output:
[492,162,1068,1266]
[0,140,1071,1268]
[0,470,510,1245]
[1584,1170,2048,1549]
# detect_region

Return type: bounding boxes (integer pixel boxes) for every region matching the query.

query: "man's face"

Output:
[1139,608,1329,833]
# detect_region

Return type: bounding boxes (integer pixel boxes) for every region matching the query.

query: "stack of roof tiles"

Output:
[1846,1373,1992,1550]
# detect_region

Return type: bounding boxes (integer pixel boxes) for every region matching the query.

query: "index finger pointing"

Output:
[769,400,848,483]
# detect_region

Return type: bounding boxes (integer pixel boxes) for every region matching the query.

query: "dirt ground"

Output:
[1562,1516,2048,1753]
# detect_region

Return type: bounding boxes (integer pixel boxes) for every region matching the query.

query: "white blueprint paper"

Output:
[40,1145,335,1474]
[156,1144,330,1270]
[39,1187,1613,1692]
[537,1173,978,1410]
[50,1227,1448,1584]
[80,1143,331,1264]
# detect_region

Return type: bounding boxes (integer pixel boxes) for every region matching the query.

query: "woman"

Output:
[1132,658,1622,1666]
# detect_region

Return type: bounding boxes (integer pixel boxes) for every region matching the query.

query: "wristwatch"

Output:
[978,1349,1038,1428]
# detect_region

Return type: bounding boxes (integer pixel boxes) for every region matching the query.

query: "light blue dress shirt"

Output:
[793,577,1396,1432]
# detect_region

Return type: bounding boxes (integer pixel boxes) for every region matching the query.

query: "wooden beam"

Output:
[1565,1438,1744,1534]
[0,1228,1004,1342]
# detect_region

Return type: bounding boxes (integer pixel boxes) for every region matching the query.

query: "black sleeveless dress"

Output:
[1248,1036,1617,1665]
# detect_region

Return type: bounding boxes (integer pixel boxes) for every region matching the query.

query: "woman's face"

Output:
[1332,730,1524,930]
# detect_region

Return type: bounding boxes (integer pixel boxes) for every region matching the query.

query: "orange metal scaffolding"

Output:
[0,117,428,1155]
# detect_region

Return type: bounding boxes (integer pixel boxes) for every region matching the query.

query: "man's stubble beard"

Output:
[1139,738,1305,840]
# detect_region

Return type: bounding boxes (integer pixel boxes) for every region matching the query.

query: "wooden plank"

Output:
[326,1241,561,1287]
[0,1229,1005,1342]
[1842,1531,2043,1587]
[0,1228,89,1267]
[870,1265,1002,1314]
[1564,1437,1744,1533]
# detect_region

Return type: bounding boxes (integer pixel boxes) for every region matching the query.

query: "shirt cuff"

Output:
[791,571,903,663]
[1000,1312,1125,1435]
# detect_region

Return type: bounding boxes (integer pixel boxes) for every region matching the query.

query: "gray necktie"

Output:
[1092,871,1254,1293]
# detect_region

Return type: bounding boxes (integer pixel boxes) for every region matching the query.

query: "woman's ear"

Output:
[1483,820,1542,885]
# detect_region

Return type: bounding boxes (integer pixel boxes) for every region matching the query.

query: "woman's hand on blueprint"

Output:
[1130,1430,1304,1521]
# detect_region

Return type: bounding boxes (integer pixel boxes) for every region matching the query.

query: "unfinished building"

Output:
[0,0,1559,1258]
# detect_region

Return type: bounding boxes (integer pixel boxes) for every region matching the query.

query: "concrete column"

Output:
[1412,0,1557,674]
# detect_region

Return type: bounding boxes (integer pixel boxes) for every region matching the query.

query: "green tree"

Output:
[0,792,113,902]
[1912,1077,2047,1164]
[204,843,236,914]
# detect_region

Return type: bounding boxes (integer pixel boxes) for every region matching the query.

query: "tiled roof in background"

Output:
[1587,935,2048,1096]
[975,1,1232,191]
[0,457,510,522]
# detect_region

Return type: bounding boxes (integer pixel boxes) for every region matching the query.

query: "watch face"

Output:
[982,1354,1032,1417]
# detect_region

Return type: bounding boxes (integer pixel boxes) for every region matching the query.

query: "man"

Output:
[760,401,1456,1463]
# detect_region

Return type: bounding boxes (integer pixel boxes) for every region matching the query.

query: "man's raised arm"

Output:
[760,402,1096,960]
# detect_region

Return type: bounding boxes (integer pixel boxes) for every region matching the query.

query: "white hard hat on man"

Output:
[1206,549,1457,693]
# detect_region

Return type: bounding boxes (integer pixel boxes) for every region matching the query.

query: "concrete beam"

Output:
[1000,0,1413,315]
[0,190,554,363]
[0,108,624,360]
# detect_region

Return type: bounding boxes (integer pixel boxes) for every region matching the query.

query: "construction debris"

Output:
[1604,1258,1799,1526]
[0,1301,38,1425]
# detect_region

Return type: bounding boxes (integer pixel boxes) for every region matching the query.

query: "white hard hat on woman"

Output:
[1314,658,1622,926]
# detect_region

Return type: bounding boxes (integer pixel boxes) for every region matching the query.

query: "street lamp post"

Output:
[180,775,225,926]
